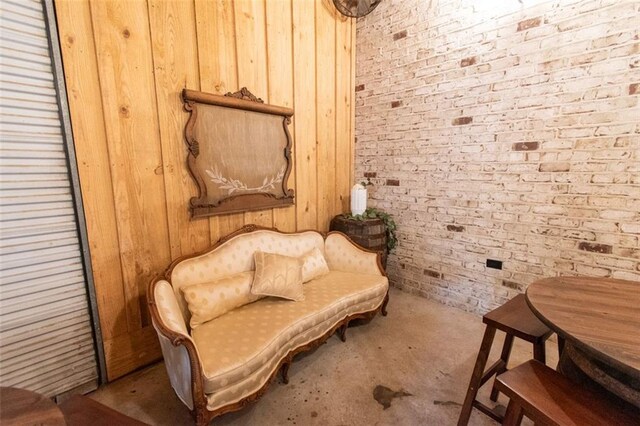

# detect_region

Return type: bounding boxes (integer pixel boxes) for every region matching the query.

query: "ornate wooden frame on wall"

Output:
[182,88,295,218]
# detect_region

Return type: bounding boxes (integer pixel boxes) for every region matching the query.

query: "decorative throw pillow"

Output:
[182,271,261,328]
[300,247,330,283]
[251,251,304,301]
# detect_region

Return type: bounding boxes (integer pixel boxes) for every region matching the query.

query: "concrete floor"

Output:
[89,288,557,425]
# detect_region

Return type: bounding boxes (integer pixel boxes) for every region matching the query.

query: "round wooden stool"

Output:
[457,294,553,425]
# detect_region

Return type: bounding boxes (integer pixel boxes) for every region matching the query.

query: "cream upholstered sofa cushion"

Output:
[300,247,330,283]
[251,252,304,301]
[182,271,260,328]
[191,270,388,398]
[170,230,324,321]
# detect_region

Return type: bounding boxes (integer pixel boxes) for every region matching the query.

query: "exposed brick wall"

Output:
[355,0,640,314]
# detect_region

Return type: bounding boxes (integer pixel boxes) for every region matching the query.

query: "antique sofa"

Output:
[148,225,389,425]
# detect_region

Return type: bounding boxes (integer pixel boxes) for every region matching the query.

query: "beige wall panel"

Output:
[89,0,171,378]
[233,0,273,229]
[266,0,296,232]
[102,327,160,381]
[54,0,127,341]
[194,0,245,242]
[148,0,210,258]
[335,18,353,214]
[292,0,318,230]
[316,0,337,231]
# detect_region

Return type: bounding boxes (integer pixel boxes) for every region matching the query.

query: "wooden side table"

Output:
[329,215,388,268]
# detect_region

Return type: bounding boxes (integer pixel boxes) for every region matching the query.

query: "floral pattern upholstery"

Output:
[171,230,324,321]
[195,271,388,411]
[182,271,261,328]
[324,233,383,275]
[301,247,330,283]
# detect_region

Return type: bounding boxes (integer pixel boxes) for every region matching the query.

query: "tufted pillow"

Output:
[251,251,304,301]
[182,271,261,328]
[300,247,330,283]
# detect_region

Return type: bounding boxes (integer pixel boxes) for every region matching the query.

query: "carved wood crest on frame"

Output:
[182,88,295,218]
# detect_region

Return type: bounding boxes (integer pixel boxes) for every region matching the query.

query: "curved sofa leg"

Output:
[381,293,389,317]
[194,408,210,426]
[281,362,290,384]
[337,322,349,342]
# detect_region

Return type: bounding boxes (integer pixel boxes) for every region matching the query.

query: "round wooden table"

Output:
[0,386,66,425]
[526,276,640,408]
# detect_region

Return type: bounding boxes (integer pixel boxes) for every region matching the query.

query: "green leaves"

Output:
[341,207,398,254]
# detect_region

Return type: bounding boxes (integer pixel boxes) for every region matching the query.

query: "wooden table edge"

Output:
[524,285,640,382]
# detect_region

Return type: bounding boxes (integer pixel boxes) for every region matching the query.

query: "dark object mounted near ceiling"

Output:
[333,0,382,18]
[181,88,295,218]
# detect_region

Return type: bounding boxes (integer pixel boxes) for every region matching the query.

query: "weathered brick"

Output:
[391,100,402,108]
[386,179,400,186]
[501,280,523,291]
[539,162,570,172]
[460,56,476,67]
[578,242,613,254]
[355,84,365,92]
[517,17,542,32]
[452,116,473,125]
[630,83,639,95]
[364,172,377,178]
[513,142,539,151]
[393,30,407,41]
[423,269,441,278]
[446,225,465,232]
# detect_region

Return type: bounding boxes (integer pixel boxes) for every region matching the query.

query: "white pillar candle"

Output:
[351,183,367,216]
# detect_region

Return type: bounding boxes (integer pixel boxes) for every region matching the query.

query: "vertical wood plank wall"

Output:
[55,0,355,381]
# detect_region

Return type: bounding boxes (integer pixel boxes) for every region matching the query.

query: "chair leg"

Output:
[457,325,497,426]
[381,293,389,316]
[280,363,290,384]
[557,335,565,359]
[502,400,524,426]
[337,323,348,342]
[490,333,514,402]
[533,340,546,365]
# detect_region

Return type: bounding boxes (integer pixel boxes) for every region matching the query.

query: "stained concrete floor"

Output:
[88,288,557,425]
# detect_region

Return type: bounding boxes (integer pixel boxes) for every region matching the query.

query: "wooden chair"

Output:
[457,294,552,425]
[495,360,639,425]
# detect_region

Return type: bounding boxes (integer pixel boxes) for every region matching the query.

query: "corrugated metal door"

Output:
[0,0,99,396]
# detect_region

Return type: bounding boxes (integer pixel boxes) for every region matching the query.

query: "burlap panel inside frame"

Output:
[182,88,295,218]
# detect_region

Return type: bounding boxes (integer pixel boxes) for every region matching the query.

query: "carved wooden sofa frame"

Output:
[147,225,389,425]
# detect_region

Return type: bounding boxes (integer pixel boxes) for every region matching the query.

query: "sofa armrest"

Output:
[148,279,205,412]
[324,232,385,276]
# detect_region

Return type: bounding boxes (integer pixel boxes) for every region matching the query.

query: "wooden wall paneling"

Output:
[55,0,356,381]
[101,326,161,381]
[292,0,318,230]
[194,0,245,242]
[265,0,296,232]
[147,0,210,258]
[335,16,353,214]
[350,19,356,195]
[233,0,273,229]
[89,0,168,379]
[54,0,127,341]
[316,0,337,231]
